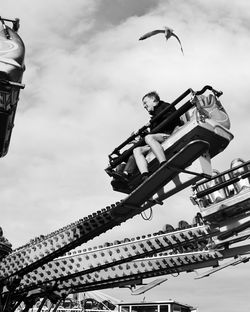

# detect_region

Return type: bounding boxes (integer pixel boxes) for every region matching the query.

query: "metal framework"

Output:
[0,81,249,312]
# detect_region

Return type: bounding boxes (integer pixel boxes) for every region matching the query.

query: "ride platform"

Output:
[108,86,233,195]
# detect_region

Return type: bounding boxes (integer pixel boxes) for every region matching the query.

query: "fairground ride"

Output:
[0,17,249,312]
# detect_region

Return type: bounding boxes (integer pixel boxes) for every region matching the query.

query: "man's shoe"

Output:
[141,172,150,182]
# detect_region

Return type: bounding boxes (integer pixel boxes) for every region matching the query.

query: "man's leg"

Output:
[124,155,137,175]
[145,133,169,164]
[111,154,137,183]
[133,145,150,174]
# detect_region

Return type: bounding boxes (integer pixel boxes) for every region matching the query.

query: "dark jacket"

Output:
[149,100,182,134]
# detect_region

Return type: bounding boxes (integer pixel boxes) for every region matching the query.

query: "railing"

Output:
[191,160,250,208]
[30,308,117,312]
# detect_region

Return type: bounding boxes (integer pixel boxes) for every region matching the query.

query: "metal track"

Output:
[52,243,250,293]
[19,243,250,297]
[17,225,214,291]
[0,139,210,282]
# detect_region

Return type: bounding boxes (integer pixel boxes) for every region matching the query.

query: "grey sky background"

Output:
[1,1,250,311]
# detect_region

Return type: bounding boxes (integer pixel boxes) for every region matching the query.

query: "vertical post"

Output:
[37,298,47,312]
[51,300,62,312]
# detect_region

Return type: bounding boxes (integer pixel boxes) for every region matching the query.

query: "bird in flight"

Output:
[139,26,184,55]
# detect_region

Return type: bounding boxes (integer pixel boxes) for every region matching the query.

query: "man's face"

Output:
[142,96,158,113]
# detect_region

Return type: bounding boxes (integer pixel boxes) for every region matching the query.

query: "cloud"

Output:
[94,0,160,27]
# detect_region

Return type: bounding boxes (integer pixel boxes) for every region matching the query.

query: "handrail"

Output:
[194,160,250,188]
[194,172,250,198]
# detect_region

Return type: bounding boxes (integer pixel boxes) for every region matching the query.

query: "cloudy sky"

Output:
[1,0,250,311]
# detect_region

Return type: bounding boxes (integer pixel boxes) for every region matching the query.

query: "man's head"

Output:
[142,91,160,113]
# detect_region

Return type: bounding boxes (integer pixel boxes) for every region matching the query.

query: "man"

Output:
[112,91,182,183]
[133,91,182,180]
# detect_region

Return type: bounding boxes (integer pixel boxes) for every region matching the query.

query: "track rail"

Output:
[15,242,250,298]
[53,243,250,293]
[17,225,214,291]
[0,139,210,282]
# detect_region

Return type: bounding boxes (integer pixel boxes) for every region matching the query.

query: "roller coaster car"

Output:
[191,160,250,238]
[0,17,25,157]
[105,86,233,194]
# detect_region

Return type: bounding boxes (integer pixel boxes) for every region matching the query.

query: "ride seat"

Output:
[145,97,233,165]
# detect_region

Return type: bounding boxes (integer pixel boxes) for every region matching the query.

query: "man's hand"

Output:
[129,131,141,144]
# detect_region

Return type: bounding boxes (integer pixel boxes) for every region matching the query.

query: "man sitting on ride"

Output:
[112,91,182,183]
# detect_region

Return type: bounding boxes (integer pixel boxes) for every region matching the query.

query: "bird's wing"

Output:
[139,29,165,40]
[171,33,184,55]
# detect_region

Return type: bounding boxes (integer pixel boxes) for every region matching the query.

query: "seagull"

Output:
[139,26,184,55]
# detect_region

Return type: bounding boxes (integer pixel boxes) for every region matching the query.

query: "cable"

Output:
[171,271,180,277]
[141,208,153,220]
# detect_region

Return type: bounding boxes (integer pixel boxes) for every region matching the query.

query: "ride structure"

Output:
[0,229,12,262]
[0,91,250,310]
[0,84,242,311]
[0,18,249,312]
[0,17,25,157]
[105,86,232,197]
[191,159,250,240]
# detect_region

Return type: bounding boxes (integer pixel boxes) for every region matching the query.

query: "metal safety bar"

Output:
[193,161,250,199]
